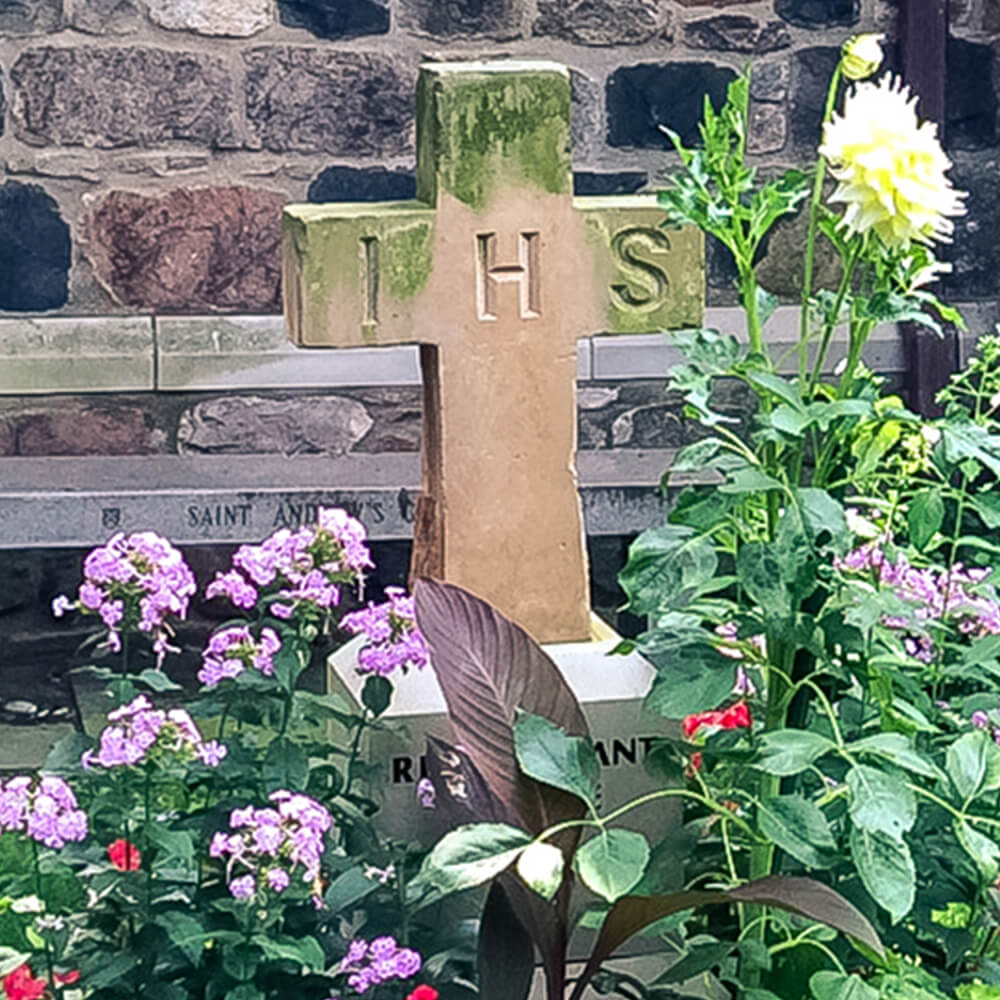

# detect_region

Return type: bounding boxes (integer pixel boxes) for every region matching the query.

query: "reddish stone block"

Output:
[86,187,284,312]
[15,401,161,457]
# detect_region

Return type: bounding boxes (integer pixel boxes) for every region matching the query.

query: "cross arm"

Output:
[283,201,437,349]
[574,195,704,334]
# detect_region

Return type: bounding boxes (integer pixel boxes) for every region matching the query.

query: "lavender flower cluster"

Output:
[81,695,227,770]
[0,775,88,849]
[52,531,196,659]
[336,936,422,994]
[836,541,1000,662]
[206,509,373,620]
[209,790,333,901]
[341,587,430,677]
[198,626,282,688]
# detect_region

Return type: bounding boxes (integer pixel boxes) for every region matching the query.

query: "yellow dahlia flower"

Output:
[840,33,884,81]
[819,74,966,249]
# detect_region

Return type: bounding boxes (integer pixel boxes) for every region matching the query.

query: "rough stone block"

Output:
[606,62,737,148]
[673,0,754,5]
[0,72,4,138]
[308,166,416,204]
[277,0,389,38]
[156,315,421,389]
[147,0,271,35]
[86,187,284,312]
[683,15,790,53]
[13,401,164,457]
[10,47,240,149]
[244,49,415,156]
[0,182,70,312]
[573,171,648,196]
[65,0,141,34]
[750,60,790,102]
[747,102,787,153]
[177,395,374,456]
[774,0,858,27]
[946,38,998,151]
[0,0,61,34]
[399,0,523,39]
[943,156,1000,301]
[534,0,668,46]
[790,46,840,151]
[0,318,153,393]
[571,68,602,159]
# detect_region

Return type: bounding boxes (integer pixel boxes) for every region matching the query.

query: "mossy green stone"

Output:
[416,62,572,211]
[384,222,433,300]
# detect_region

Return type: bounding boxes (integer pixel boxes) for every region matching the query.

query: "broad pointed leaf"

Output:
[414,579,589,836]
[514,711,600,807]
[478,882,534,1000]
[568,876,883,1000]
[418,823,530,894]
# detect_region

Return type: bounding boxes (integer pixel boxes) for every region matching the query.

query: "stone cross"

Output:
[283,61,703,643]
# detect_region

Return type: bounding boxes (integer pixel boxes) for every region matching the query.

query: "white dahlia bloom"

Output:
[819,74,966,249]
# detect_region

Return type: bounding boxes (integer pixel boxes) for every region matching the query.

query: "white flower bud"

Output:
[841,34,884,81]
[516,842,564,901]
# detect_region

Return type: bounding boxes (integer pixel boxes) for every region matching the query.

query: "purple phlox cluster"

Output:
[81,695,227,770]
[971,708,1000,745]
[415,778,436,809]
[52,532,196,660]
[836,541,1000,661]
[205,508,373,619]
[198,626,282,688]
[0,775,88,849]
[336,936,422,994]
[209,790,333,901]
[341,587,430,677]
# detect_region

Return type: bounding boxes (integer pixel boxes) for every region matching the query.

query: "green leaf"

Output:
[671,437,724,473]
[157,911,209,966]
[419,823,531,894]
[574,830,650,903]
[262,738,309,794]
[719,467,786,495]
[948,729,1000,801]
[133,668,183,692]
[323,866,378,913]
[846,765,917,840]
[644,648,736,718]
[850,733,943,781]
[796,488,850,552]
[256,933,326,971]
[954,819,1000,881]
[656,942,735,984]
[619,524,718,616]
[744,371,804,411]
[849,825,915,921]
[737,542,791,618]
[361,674,392,717]
[908,488,944,550]
[940,423,1000,479]
[757,795,837,869]
[146,826,195,869]
[514,711,599,807]
[225,987,265,1000]
[810,971,879,1000]
[755,730,836,776]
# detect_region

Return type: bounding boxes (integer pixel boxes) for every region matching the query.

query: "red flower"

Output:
[107,838,141,871]
[682,701,752,739]
[3,965,46,1000]
[406,987,439,1000]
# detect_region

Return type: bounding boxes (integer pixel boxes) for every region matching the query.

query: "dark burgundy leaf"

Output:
[414,579,589,835]
[478,882,534,1000]
[569,877,884,1000]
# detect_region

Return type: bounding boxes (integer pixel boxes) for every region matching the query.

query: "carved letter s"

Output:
[610,227,671,312]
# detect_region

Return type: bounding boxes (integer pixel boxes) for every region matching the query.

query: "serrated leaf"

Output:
[908,489,944,550]
[619,524,718,616]
[850,733,943,781]
[849,825,915,921]
[757,795,837,868]
[574,830,650,903]
[755,730,836,776]
[846,765,916,840]
[644,648,737,719]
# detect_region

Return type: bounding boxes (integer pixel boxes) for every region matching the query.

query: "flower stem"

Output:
[30,839,58,999]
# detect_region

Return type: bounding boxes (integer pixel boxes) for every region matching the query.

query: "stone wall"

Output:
[0,0,995,317]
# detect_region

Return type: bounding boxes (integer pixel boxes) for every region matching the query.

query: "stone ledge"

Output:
[0,317,154,394]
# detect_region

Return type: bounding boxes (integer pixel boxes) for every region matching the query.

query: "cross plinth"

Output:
[283,61,704,643]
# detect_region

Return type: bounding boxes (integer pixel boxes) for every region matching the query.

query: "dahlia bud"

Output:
[516,842,564,901]
[840,34,884,81]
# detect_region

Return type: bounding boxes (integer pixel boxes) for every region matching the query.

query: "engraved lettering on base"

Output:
[610,227,671,312]
[475,231,541,322]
